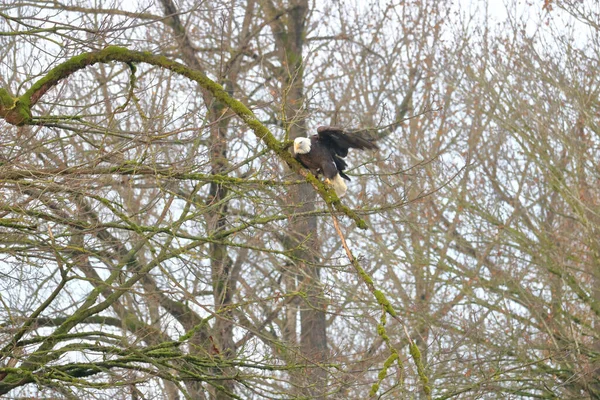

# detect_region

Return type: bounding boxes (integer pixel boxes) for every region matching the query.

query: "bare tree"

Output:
[5,1,600,399]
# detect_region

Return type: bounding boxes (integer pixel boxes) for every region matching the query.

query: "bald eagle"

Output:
[292,126,379,197]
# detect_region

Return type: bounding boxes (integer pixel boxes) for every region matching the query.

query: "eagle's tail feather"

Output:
[325,174,347,198]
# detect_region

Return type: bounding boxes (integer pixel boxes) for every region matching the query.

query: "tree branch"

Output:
[0,46,367,228]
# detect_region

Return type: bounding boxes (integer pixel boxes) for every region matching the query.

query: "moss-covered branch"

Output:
[0,46,367,228]
[328,205,432,398]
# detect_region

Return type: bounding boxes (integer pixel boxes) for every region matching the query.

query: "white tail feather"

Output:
[325,174,347,198]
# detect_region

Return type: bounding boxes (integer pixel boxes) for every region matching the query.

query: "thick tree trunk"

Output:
[277,1,329,397]
[208,110,237,400]
[259,0,328,396]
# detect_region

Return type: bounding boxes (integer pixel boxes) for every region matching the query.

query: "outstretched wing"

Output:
[316,126,379,181]
[316,126,379,158]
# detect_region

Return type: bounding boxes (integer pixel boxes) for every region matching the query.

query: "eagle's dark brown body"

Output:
[295,135,340,180]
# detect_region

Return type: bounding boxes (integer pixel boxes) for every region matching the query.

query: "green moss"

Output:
[356,265,374,285]
[356,219,368,229]
[102,45,131,56]
[377,323,389,340]
[382,352,398,370]
[0,367,34,387]
[336,203,368,229]
[409,342,421,361]
[16,99,31,119]
[373,290,389,306]
[373,290,397,317]
[410,343,432,396]
[369,383,380,396]
[0,88,14,108]
[370,352,399,397]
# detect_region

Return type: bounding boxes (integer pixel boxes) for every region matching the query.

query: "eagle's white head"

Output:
[293,137,311,154]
